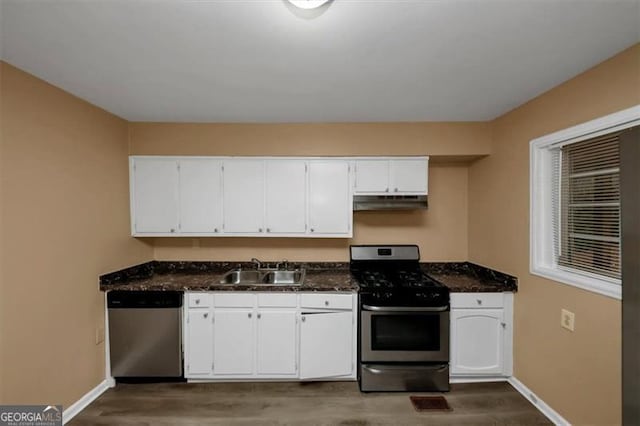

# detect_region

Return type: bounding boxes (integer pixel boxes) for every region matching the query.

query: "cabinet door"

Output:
[185,309,213,377]
[354,160,389,193]
[179,159,223,233]
[223,160,265,233]
[450,309,504,375]
[265,160,306,234]
[256,311,297,376]
[213,309,255,375]
[299,311,353,379]
[389,159,428,193]
[131,158,179,234]
[308,162,351,235]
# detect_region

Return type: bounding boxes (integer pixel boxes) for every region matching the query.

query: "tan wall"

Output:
[128,122,492,157]
[150,164,468,261]
[0,62,153,407]
[129,122,485,262]
[469,44,640,424]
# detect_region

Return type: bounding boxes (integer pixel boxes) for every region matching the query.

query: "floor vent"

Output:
[410,396,452,412]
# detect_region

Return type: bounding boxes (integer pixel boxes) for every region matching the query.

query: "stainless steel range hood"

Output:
[353,195,428,211]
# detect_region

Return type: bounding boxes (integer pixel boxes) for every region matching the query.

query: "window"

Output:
[531,106,640,299]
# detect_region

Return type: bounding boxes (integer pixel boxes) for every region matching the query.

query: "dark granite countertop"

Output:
[100,261,517,293]
[421,262,518,293]
[100,261,357,292]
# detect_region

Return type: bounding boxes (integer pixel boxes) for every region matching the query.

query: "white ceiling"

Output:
[1,0,639,123]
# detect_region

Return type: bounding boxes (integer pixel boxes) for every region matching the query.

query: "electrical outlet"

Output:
[561,309,575,331]
[95,326,105,345]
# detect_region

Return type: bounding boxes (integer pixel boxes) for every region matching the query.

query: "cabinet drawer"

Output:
[300,293,353,310]
[257,293,298,308]
[187,293,211,308]
[451,293,504,309]
[214,293,255,308]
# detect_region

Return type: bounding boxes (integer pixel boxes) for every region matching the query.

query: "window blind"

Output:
[551,132,621,280]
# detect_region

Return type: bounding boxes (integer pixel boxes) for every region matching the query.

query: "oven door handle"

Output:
[363,364,449,374]
[361,304,449,312]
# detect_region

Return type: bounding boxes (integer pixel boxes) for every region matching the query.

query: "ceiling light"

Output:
[287,0,331,10]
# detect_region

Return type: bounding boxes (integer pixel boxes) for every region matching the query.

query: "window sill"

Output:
[531,265,621,300]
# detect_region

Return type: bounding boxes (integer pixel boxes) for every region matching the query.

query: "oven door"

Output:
[361,306,449,363]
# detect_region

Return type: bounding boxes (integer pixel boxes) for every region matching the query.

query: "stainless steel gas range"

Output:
[350,245,450,392]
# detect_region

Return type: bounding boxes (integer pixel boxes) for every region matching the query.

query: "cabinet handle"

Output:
[195,299,200,305]
[501,322,506,328]
[393,188,398,192]
[203,313,208,318]
[310,228,315,233]
[170,228,175,233]
[248,313,252,318]
[325,300,329,306]
[214,228,218,233]
[477,299,482,305]
[301,316,306,322]
[257,313,261,319]
[266,228,271,233]
[385,188,389,192]
[258,228,263,233]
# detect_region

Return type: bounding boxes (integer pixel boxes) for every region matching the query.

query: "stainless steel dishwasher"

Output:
[108,291,183,378]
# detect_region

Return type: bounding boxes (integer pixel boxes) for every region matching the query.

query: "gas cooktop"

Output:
[350,245,449,308]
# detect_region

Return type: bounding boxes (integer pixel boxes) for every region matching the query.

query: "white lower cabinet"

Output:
[299,311,353,379]
[256,310,298,376]
[184,292,356,381]
[185,309,213,376]
[213,309,255,375]
[450,292,513,378]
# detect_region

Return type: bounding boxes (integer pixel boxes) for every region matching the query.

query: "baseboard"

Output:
[62,379,111,424]
[508,376,570,426]
[450,376,509,384]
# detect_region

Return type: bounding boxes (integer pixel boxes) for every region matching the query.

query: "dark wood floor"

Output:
[70,381,551,425]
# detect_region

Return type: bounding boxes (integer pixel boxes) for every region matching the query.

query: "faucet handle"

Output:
[250,258,262,269]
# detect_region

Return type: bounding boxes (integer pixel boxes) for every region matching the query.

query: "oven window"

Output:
[371,314,440,351]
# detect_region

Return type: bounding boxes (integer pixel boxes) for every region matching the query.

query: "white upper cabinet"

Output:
[130,157,179,234]
[308,161,352,236]
[130,156,424,237]
[354,157,428,195]
[265,160,307,234]
[390,158,428,193]
[222,159,265,234]
[354,160,389,192]
[179,159,223,234]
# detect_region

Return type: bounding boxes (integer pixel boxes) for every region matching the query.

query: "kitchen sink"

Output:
[219,269,305,286]
[219,270,263,284]
[262,270,305,285]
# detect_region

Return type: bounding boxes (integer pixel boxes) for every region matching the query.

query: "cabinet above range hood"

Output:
[353,157,429,211]
[353,195,428,211]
